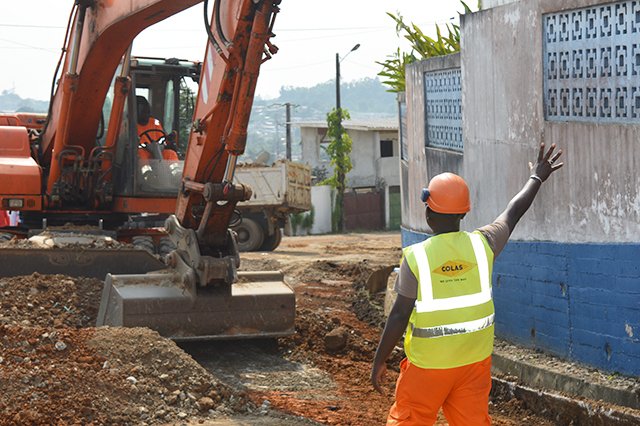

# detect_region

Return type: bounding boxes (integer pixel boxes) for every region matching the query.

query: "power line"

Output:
[0,20,456,31]
[262,59,333,72]
[0,23,64,29]
[0,37,58,53]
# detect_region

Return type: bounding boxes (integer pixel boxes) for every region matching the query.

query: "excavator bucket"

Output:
[0,230,295,340]
[96,270,295,340]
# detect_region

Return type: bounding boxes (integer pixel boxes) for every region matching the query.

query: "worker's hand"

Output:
[529,143,564,182]
[371,360,388,395]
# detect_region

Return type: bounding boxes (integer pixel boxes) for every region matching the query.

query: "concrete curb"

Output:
[492,354,640,410]
[491,377,640,426]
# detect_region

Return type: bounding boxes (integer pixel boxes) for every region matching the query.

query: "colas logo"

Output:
[432,260,476,278]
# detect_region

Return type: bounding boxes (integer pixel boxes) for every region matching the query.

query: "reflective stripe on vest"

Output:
[414,232,491,314]
[410,313,495,338]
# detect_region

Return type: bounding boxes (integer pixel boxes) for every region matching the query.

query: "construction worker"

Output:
[136,96,179,161]
[371,143,564,425]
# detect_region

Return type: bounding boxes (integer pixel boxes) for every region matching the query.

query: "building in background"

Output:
[296,118,400,231]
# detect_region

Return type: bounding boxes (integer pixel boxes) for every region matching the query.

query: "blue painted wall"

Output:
[401,226,431,248]
[401,228,640,377]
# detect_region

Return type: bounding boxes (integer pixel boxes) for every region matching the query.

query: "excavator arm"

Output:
[93,0,295,340]
[177,0,279,245]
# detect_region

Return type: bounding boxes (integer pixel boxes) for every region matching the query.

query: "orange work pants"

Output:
[386,356,492,426]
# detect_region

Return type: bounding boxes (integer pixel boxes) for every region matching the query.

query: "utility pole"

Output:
[285,102,292,161]
[335,44,359,132]
[335,52,341,125]
[270,102,297,161]
[274,110,280,159]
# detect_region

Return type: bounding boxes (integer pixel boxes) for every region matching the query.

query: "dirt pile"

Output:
[0,231,128,249]
[0,273,101,328]
[0,326,251,425]
[0,273,253,425]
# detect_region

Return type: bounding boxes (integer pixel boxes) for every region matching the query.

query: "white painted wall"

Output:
[376,157,400,187]
[348,129,377,188]
[310,185,332,234]
[461,0,640,243]
[299,126,399,190]
[300,127,323,168]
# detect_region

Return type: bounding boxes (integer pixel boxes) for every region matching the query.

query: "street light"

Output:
[335,43,360,123]
[333,43,359,233]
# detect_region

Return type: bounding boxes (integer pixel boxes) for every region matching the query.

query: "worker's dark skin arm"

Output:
[497,143,564,233]
[371,293,415,394]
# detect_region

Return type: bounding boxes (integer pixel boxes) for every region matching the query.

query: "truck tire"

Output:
[259,228,282,251]
[233,218,264,252]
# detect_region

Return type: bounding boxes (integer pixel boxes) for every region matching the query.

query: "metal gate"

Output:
[344,190,384,231]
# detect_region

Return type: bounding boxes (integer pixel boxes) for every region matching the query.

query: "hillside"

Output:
[0,90,48,113]
[0,78,398,161]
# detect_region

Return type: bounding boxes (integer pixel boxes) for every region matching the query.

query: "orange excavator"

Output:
[0,0,294,340]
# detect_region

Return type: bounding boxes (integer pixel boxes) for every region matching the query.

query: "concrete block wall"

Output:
[400,0,640,379]
[401,54,462,235]
[494,242,640,376]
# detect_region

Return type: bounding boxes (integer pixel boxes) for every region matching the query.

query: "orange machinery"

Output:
[0,0,293,340]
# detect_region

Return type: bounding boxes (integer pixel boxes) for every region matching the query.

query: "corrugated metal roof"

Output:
[294,118,398,132]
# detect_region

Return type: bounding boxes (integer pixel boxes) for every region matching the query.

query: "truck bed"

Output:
[235,160,311,213]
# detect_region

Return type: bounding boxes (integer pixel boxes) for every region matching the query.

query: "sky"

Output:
[0,1,464,101]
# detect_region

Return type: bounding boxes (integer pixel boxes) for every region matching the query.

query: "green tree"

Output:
[377,1,480,93]
[322,108,353,233]
[178,79,196,158]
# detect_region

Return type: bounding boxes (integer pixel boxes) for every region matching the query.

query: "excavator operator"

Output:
[136,95,179,161]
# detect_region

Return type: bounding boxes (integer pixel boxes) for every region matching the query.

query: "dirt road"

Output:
[0,231,553,425]
[208,232,553,425]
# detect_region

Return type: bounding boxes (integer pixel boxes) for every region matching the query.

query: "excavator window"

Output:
[163,80,176,137]
[98,58,199,198]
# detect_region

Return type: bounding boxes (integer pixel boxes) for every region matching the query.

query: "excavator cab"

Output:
[103,57,198,199]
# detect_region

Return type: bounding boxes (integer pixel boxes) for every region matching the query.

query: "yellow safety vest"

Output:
[403,231,495,369]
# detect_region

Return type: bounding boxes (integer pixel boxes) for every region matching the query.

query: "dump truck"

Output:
[0,0,294,340]
[233,160,311,252]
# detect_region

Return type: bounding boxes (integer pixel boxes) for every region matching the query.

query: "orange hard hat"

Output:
[420,172,471,214]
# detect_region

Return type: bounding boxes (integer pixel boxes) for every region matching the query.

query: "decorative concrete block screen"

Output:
[424,68,463,151]
[399,99,408,161]
[544,1,640,123]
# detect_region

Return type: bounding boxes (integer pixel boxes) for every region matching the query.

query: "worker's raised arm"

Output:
[496,143,564,233]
